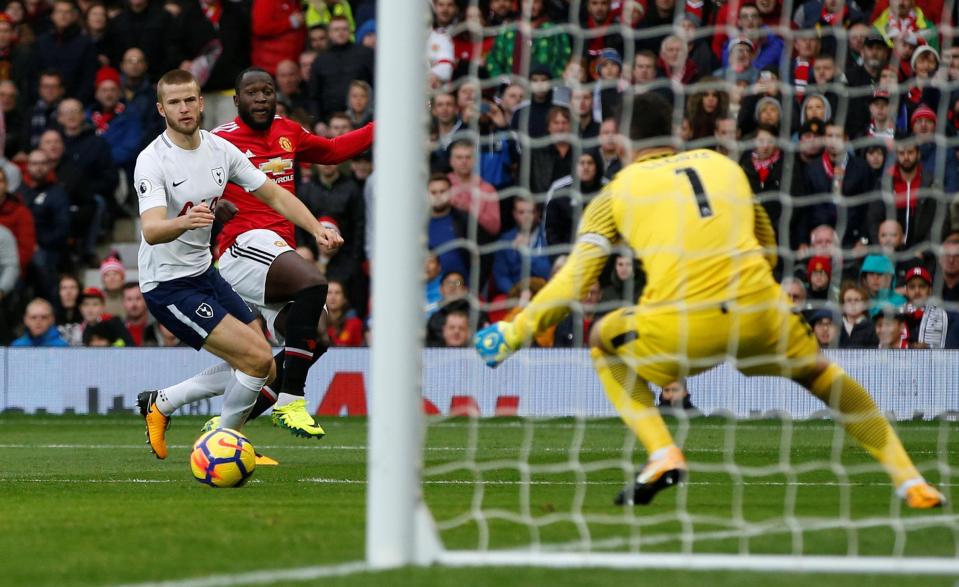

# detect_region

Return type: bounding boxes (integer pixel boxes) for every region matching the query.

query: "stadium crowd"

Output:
[0,0,957,351]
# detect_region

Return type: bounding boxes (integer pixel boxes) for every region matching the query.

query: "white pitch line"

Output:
[0,478,264,484]
[111,560,369,587]
[0,443,951,456]
[298,478,959,489]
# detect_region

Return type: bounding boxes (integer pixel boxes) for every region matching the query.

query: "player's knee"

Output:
[249,353,273,379]
[245,342,274,379]
[797,358,842,393]
[265,358,277,384]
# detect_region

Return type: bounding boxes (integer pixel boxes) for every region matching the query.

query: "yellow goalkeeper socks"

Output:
[807,363,921,488]
[591,348,675,455]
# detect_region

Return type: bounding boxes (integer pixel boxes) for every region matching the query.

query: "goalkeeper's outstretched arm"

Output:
[475,190,619,366]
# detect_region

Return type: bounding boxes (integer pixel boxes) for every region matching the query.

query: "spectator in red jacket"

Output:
[325,279,363,347]
[0,165,33,273]
[251,0,306,76]
[121,281,157,347]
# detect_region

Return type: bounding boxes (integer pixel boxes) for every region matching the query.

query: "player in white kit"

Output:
[134,70,342,459]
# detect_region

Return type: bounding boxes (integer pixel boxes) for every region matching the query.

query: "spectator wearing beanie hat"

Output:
[77,286,134,347]
[88,65,143,177]
[593,48,624,122]
[754,96,783,129]
[806,255,837,302]
[910,104,959,193]
[859,254,907,310]
[910,43,940,80]
[99,255,126,316]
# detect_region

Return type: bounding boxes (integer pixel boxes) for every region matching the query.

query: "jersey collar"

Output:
[633,147,676,164]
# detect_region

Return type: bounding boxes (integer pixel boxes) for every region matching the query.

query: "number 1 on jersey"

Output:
[675,167,713,218]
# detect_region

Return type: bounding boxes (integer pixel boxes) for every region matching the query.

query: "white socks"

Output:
[275,392,301,409]
[155,361,233,415]
[220,370,270,430]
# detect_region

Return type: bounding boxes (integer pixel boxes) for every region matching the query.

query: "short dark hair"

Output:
[824,120,845,134]
[40,69,63,83]
[755,122,779,136]
[83,321,118,346]
[546,105,570,125]
[629,92,673,143]
[233,67,273,95]
[122,281,140,292]
[634,50,656,64]
[445,309,469,324]
[428,172,451,186]
[327,111,352,126]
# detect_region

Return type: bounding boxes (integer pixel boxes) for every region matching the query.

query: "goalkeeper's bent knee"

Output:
[805,362,847,402]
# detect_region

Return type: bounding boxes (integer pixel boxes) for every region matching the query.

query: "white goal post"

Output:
[366,0,959,575]
[367,0,431,569]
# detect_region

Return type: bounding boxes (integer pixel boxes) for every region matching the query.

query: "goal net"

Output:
[368,0,959,574]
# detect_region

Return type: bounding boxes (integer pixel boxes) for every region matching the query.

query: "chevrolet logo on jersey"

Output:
[259,157,294,175]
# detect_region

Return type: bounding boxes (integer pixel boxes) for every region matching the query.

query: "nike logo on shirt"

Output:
[173,179,188,187]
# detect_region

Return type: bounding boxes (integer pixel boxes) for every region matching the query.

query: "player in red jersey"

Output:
[139,68,373,459]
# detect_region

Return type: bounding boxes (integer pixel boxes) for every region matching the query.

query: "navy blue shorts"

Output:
[143,265,256,350]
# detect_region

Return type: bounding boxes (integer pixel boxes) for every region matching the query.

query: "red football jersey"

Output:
[211,115,374,257]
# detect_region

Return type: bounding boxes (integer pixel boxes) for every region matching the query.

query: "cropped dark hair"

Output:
[629,93,673,143]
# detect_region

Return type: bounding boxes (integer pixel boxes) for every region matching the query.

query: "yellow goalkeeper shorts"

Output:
[593,286,821,387]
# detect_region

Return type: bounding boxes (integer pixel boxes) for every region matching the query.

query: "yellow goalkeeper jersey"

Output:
[510,148,779,343]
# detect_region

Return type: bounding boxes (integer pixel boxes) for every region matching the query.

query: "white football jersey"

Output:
[134,130,268,292]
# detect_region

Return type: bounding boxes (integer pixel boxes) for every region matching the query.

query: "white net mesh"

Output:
[417,0,959,570]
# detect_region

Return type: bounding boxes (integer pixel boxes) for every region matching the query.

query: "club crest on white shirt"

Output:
[211,167,225,186]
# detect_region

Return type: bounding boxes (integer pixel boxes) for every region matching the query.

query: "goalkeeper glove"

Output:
[474,321,520,368]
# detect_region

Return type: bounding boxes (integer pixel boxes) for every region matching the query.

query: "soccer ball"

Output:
[190,428,256,487]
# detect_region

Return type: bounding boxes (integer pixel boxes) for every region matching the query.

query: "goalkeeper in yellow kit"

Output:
[474,93,944,509]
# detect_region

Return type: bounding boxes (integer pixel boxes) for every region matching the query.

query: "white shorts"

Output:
[217,229,294,343]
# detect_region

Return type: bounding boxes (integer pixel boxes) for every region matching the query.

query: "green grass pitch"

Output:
[1,414,958,586]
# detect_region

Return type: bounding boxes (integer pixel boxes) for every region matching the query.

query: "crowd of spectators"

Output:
[0,0,956,352]
[423,0,959,351]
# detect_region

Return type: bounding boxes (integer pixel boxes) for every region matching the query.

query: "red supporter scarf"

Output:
[90,103,125,134]
[888,10,917,39]
[906,85,922,105]
[948,109,959,133]
[821,151,847,179]
[794,58,811,100]
[751,149,780,184]
[821,5,848,26]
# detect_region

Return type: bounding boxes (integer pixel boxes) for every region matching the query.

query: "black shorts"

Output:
[143,265,256,350]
